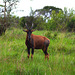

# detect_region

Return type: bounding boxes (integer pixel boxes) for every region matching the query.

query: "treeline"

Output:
[20,6,75,32]
[0,6,75,35]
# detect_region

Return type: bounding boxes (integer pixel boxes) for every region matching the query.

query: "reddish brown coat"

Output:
[26,34,50,49]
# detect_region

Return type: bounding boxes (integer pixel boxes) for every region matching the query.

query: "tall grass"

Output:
[0,28,75,75]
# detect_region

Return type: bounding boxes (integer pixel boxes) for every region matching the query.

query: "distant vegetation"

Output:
[19,6,75,32]
[0,5,75,35]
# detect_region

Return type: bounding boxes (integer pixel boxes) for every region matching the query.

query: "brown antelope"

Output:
[23,23,50,60]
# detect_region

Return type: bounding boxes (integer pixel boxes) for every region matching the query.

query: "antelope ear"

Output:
[31,30,35,32]
[23,30,27,32]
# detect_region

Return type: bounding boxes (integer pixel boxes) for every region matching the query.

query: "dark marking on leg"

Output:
[47,54,49,60]
[44,40,50,47]
[43,43,49,60]
[44,40,50,60]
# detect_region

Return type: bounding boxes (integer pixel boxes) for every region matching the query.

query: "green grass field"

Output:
[0,28,75,75]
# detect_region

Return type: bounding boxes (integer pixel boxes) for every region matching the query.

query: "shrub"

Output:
[67,16,75,32]
[45,31,52,39]
[53,32,58,38]
[45,31,58,39]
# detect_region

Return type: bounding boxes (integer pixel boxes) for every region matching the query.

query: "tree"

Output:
[19,7,46,30]
[19,15,46,30]
[47,10,64,31]
[0,0,19,35]
[19,16,34,28]
[63,7,75,32]
[34,6,62,20]
[3,0,19,27]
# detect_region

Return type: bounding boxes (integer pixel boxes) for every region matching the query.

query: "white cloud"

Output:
[1,0,75,17]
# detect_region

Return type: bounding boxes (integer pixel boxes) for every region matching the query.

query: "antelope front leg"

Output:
[27,47,30,58]
[31,48,34,59]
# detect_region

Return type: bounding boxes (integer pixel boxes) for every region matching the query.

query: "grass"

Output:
[0,27,75,75]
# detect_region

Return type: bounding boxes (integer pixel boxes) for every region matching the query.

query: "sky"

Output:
[0,0,75,17]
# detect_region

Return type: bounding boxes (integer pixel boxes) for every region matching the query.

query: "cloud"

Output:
[10,0,75,17]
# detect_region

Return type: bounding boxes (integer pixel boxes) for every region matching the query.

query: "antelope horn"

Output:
[30,23,34,29]
[25,23,29,30]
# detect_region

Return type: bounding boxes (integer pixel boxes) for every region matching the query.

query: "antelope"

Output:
[23,23,50,60]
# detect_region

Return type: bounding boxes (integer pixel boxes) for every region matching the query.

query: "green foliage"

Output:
[19,16,35,28]
[34,16,46,30]
[67,15,75,32]
[47,18,57,30]
[47,10,65,31]
[54,31,58,38]
[45,31,52,39]
[19,17,26,28]
[46,8,75,32]
[45,31,58,39]
[34,6,62,19]
[1,5,75,33]
[0,28,75,75]
[19,16,46,30]
[0,0,19,36]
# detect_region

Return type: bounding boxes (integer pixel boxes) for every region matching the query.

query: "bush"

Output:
[45,31,58,39]
[45,31,52,39]
[0,25,6,36]
[67,16,75,32]
[53,32,58,38]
